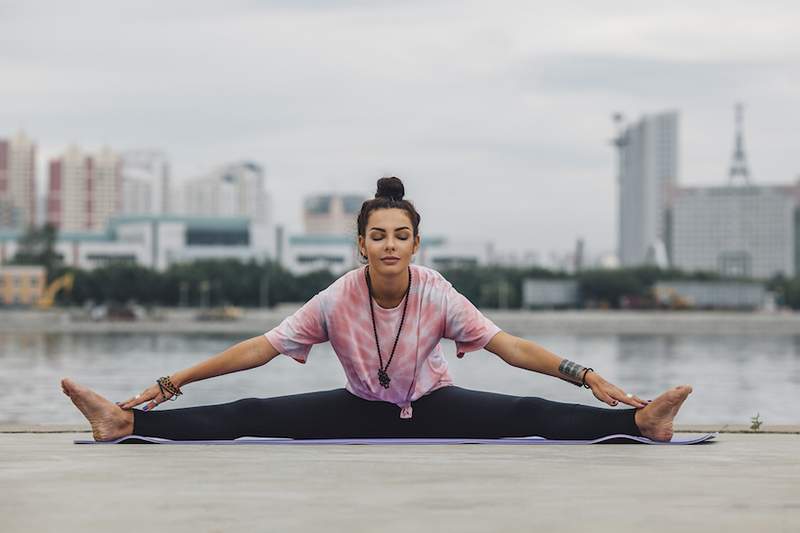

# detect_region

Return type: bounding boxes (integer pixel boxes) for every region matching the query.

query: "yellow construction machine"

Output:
[37,273,75,310]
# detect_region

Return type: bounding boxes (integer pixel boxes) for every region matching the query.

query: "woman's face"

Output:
[358,208,420,275]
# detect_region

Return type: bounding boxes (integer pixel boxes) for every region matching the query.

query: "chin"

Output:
[372,259,408,272]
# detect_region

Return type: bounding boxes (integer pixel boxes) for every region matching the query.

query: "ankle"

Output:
[121,409,135,436]
[634,408,645,432]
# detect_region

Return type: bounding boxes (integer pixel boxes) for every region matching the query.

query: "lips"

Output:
[381,257,400,263]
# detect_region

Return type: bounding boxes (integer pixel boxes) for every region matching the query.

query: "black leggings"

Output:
[133,386,642,440]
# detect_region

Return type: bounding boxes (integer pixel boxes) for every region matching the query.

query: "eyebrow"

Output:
[368,227,411,232]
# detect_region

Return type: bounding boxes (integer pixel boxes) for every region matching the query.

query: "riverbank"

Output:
[2,307,799,335]
[1,431,797,533]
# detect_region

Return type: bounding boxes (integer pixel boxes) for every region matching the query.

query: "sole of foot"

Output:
[61,377,131,442]
[635,385,693,442]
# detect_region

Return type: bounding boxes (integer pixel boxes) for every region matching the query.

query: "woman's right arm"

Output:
[119,335,280,411]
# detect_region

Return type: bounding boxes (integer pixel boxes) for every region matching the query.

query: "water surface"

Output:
[1,332,797,425]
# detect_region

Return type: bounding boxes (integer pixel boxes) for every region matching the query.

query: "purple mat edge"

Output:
[75,432,718,445]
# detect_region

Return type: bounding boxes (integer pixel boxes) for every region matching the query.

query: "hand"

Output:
[117,381,175,411]
[584,372,648,409]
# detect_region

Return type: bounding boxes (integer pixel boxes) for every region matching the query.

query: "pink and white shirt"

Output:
[264,264,502,419]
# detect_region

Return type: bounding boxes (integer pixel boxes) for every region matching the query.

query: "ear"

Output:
[413,234,420,255]
[357,235,366,258]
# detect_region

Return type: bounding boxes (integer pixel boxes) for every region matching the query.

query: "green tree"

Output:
[11,223,62,280]
[577,269,643,308]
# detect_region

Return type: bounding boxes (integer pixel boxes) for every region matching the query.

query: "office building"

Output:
[0,215,270,272]
[612,111,679,267]
[669,182,799,278]
[668,105,799,279]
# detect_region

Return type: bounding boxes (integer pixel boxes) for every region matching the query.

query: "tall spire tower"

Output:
[728,103,752,185]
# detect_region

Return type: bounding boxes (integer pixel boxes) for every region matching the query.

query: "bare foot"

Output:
[634,385,693,442]
[61,378,134,442]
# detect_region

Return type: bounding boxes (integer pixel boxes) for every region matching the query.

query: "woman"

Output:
[62,177,692,442]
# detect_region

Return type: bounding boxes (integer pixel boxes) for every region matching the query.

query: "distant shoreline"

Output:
[1,307,798,335]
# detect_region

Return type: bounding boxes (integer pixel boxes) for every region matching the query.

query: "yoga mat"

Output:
[75,432,717,445]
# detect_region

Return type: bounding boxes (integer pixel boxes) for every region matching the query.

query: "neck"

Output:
[367,264,409,305]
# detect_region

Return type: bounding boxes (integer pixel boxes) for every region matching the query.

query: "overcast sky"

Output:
[2,0,798,261]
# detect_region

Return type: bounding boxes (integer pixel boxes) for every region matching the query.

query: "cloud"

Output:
[1,0,798,258]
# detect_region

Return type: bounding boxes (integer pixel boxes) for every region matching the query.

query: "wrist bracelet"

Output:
[157,376,183,400]
[581,368,594,388]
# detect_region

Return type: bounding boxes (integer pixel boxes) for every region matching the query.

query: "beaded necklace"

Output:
[364,265,411,389]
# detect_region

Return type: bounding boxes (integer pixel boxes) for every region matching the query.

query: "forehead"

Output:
[366,208,413,230]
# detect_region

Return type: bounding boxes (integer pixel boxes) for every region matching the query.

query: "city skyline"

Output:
[2,1,799,259]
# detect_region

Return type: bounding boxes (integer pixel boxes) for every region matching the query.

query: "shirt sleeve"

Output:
[264,292,329,364]
[442,283,502,358]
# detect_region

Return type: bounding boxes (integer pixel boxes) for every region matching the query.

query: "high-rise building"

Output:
[0,131,37,228]
[181,162,269,224]
[47,146,121,232]
[612,111,679,267]
[120,150,170,215]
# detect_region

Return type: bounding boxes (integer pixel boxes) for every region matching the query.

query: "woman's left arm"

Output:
[483,331,648,409]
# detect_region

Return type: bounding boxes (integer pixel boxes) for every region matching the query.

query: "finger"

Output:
[117,396,138,409]
[622,392,648,408]
[603,383,647,408]
[630,394,649,408]
[121,392,149,410]
[593,389,618,407]
[614,391,647,408]
[142,393,165,412]
[119,394,142,410]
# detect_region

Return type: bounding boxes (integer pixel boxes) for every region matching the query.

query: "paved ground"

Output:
[2,431,798,533]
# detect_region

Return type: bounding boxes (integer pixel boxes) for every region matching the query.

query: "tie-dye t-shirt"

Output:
[264,264,502,419]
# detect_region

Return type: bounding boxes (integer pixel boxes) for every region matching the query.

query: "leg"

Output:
[407,386,643,439]
[63,378,691,442]
[133,388,418,440]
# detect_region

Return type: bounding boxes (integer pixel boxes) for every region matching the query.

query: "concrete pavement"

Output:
[1,431,798,533]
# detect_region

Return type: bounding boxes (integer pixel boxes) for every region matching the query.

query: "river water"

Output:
[1,331,798,425]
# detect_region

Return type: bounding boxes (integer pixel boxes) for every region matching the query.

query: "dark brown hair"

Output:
[356,177,421,261]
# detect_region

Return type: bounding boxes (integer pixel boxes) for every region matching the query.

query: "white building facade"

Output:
[669,183,800,279]
[0,215,270,272]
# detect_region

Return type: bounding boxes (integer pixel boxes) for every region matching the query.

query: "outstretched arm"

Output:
[172,335,280,388]
[119,335,280,411]
[483,331,648,409]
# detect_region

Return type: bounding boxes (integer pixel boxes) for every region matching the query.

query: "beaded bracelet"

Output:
[157,376,183,401]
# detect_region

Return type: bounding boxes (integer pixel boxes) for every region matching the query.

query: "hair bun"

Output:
[375,176,404,201]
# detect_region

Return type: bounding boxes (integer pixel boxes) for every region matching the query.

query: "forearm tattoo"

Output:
[558,359,587,382]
